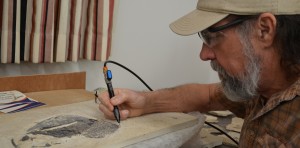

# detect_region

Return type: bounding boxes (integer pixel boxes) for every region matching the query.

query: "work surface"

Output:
[0,89,200,148]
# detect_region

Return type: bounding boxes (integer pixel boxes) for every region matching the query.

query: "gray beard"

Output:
[210,41,261,101]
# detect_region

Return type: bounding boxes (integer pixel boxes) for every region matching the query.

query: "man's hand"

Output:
[98,88,147,120]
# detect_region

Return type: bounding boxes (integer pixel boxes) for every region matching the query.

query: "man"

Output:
[98,0,300,147]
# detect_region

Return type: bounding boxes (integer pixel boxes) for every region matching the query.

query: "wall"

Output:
[0,0,219,91]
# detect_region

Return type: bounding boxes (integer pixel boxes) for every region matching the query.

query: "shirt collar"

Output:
[252,77,300,120]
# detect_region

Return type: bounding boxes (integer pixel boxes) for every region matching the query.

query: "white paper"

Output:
[0,90,26,104]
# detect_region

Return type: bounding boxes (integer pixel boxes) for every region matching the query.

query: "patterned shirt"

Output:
[220,79,300,147]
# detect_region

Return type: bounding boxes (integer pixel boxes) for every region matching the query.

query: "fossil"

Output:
[26,115,119,138]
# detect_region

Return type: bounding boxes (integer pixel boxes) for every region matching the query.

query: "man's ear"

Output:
[256,13,277,47]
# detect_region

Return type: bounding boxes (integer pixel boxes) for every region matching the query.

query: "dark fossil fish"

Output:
[26,115,118,138]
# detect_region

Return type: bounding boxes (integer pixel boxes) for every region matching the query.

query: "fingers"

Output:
[98,89,127,108]
[120,110,129,120]
[99,103,114,119]
[98,104,130,120]
[110,90,134,107]
[97,92,114,111]
[97,89,129,119]
[97,88,143,121]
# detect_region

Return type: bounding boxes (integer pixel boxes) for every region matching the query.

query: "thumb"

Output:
[111,95,126,106]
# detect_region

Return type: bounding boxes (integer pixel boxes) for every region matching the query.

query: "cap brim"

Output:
[170,9,229,36]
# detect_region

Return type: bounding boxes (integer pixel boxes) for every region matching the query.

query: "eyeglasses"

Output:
[198,17,252,48]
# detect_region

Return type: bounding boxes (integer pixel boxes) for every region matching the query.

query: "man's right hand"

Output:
[98,88,148,121]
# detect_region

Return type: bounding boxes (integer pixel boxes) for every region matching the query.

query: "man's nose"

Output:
[199,44,216,61]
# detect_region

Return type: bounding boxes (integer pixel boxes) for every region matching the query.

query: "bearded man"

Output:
[98,0,300,147]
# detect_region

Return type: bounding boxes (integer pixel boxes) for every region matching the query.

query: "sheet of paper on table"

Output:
[0,90,45,113]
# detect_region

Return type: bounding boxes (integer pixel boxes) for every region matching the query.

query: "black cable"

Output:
[204,121,239,145]
[104,60,153,91]
[104,60,239,145]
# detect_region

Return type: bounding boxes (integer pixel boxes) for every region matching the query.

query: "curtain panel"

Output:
[0,0,114,63]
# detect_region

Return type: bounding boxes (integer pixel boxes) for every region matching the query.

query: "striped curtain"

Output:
[0,0,114,63]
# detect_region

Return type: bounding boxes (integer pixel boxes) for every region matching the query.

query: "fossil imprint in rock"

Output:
[26,115,119,139]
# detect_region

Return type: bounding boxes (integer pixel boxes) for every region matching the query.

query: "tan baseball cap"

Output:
[170,0,300,36]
